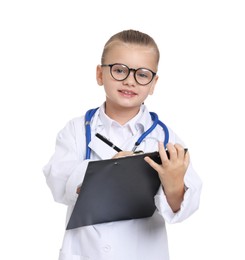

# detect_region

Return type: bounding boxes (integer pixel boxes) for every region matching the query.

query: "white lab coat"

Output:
[43,104,202,260]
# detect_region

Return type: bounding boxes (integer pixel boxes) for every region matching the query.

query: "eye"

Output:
[112,65,128,75]
[136,69,151,79]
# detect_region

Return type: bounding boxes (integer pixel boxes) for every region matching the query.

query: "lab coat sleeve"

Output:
[154,127,203,223]
[43,119,88,206]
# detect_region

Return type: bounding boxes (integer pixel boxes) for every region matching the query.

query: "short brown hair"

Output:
[101,29,160,65]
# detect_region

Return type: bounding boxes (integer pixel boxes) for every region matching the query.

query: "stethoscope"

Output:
[85,107,169,159]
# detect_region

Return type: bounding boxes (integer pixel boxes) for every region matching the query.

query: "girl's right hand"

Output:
[112,151,134,159]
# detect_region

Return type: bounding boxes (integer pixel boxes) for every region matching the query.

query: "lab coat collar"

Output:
[88,103,154,159]
[97,103,150,136]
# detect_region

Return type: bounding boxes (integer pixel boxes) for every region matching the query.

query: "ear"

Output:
[96,65,103,86]
[148,75,159,95]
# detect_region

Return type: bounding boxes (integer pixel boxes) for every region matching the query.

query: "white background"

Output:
[0,0,245,259]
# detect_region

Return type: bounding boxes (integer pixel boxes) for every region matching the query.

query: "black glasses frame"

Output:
[101,63,157,86]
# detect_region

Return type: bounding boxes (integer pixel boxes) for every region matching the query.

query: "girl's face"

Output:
[96,43,159,113]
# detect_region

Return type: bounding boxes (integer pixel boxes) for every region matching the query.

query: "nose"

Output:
[123,70,136,86]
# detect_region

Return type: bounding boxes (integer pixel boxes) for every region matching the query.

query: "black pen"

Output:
[95,133,122,152]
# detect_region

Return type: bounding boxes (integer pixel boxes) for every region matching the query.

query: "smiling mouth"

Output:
[119,90,137,96]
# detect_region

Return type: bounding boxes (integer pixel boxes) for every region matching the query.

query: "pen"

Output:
[95,133,122,152]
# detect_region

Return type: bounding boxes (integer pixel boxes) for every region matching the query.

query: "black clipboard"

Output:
[66,151,161,230]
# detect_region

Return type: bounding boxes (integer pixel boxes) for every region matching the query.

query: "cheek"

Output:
[137,90,151,103]
[148,86,155,95]
[102,72,113,86]
[143,85,155,97]
[103,84,115,96]
[145,82,156,96]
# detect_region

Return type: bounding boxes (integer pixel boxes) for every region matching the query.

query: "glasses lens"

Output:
[135,69,154,85]
[111,64,129,81]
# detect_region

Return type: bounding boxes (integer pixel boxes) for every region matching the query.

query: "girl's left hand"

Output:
[145,142,189,193]
[144,142,190,211]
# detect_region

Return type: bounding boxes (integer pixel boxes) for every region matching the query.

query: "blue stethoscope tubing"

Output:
[85,107,169,159]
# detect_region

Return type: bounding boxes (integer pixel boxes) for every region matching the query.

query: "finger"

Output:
[174,143,186,158]
[112,151,133,158]
[158,141,169,163]
[144,155,162,173]
[184,150,190,167]
[166,143,177,160]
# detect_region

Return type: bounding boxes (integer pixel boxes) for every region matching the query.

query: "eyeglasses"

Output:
[101,63,157,86]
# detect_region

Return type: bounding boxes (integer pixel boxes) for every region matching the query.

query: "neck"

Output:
[104,103,141,125]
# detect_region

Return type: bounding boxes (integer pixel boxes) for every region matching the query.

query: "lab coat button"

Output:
[103,244,111,252]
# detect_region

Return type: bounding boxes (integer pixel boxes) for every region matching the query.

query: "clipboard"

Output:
[66,151,161,229]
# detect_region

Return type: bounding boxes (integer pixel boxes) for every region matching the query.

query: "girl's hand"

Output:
[144,142,190,212]
[112,151,134,159]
